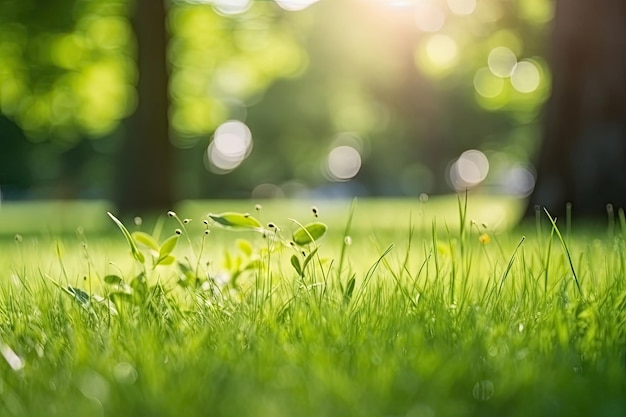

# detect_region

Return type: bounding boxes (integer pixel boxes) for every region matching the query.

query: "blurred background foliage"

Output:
[0,0,553,202]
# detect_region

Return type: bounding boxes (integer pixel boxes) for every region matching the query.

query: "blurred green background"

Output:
[0,0,551,206]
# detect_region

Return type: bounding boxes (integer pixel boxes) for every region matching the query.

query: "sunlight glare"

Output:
[274,0,319,11]
[447,0,476,15]
[389,0,413,6]
[415,2,446,32]
[213,0,251,15]
[510,60,541,93]
[426,35,458,69]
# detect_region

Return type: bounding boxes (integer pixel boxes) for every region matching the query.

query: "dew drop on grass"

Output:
[214,272,231,287]
[0,344,24,371]
[516,348,529,361]
[472,380,494,401]
[344,236,352,246]
[77,369,110,403]
[113,362,138,384]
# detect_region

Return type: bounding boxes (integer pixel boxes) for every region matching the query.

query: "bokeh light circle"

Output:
[426,35,458,69]
[213,120,252,159]
[206,120,253,174]
[473,68,504,98]
[510,60,541,93]
[503,165,535,196]
[448,149,490,190]
[488,47,517,78]
[326,145,362,181]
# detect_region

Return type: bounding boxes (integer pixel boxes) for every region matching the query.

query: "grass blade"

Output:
[544,208,583,298]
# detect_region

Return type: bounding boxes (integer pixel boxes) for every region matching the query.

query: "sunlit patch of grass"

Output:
[1,196,625,417]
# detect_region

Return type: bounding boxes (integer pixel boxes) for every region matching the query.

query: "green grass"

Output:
[1,196,625,417]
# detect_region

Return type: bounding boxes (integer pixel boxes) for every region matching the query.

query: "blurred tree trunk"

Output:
[115,0,173,215]
[525,0,626,218]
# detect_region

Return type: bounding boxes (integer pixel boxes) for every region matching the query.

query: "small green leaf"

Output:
[302,247,320,272]
[290,254,302,276]
[236,239,253,257]
[244,259,262,271]
[343,276,356,304]
[178,261,195,280]
[156,255,175,266]
[135,250,145,263]
[108,212,145,263]
[130,273,148,304]
[104,275,124,286]
[68,286,90,306]
[208,212,263,229]
[177,277,192,288]
[110,292,133,308]
[292,222,328,246]
[223,250,233,271]
[132,231,160,251]
[159,234,180,258]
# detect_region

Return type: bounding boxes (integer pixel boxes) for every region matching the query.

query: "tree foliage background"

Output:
[0,0,554,206]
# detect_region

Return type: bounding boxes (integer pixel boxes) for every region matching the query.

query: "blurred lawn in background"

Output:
[0,195,523,237]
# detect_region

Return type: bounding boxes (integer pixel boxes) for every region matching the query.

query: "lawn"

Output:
[0,196,625,417]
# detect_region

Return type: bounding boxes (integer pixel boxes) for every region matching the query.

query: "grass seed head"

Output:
[479,233,491,244]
